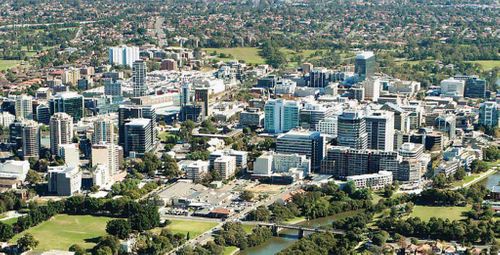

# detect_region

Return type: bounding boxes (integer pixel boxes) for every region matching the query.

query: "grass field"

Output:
[284,216,306,224]
[466,60,500,71]
[0,60,21,71]
[241,223,255,234]
[223,246,239,255]
[452,173,482,187]
[410,206,470,221]
[164,219,218,238]
[203,47,265,64]
[1,217,19,226]
[10,214,114,251]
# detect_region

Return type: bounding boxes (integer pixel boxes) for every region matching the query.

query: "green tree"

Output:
[0,222,13,241]
[69,244,86,255]
[106,219,132,239]
[240,190,255,201]
[17,233,39,252]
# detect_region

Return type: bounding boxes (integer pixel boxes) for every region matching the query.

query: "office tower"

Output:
[58,143,80,168]
[180,83,191,106]
[179,104,203,122]
[479,102,498,127]
[355,51,375,81]
[0,112,15,127]
[9,121,24,149]
[440,78,465,97]
[50,113,74,155]
[132,60,147,97]
[462,76,486,98]
[364,79,380,101]
[239,109,264,128]
[337,110,368,149]
[15,95,33,120]
[104,78,122,96]
[309,68,330,88]
[316,117,338,137]
[108,45,140,67]
[48,165,82,196]
[381,103,410,133]
[118,105,156,146]
[435,114,456,139]
[276,130,324,172]
[124,118,153,157]
[35,104,50,125]
[366,111,395,151]
[92,142,120,178]
[21,120,40,160]
[92,116,115,144]
[299,103,333,130]
[321,147,399,178]
[49,92,84,121]
[214,155,237,180]
[194,88,209,119]
[264,99,300,134]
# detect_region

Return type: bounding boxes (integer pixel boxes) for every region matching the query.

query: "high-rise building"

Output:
[316,117,338,137]
[49,92,84,121]
[132,60,147,97]
[440,78,465,97]
[264,99,300,134]
[366,110,395,151]
[186,160,209,181]
[308,68,330,88]
[108,45,140,67]
[299,103,334,130]
[92,116,115,144]
[92,142,121,178]
[194,88,209,119]
[21,120,40,160]
[48,165,82,196]
[381,103,410,133]
[363,79,380,101]
[456,75,486,98]
[58,143,80,168]
[50,113,74,155]
[479,102,498,127]
[337,110,368,149]
[214,155,236,180]
[180,83,191,107]
[354,51,375,81]
[435,114,456,139]
[118,105,156,146]
[103,78,122,96]
[15,95,33,120]
[124,118,153,157]
[35,104,50,125]
[62,68,81,86]
[276,130,324,172]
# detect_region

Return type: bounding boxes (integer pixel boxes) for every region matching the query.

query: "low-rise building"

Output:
[346,171,393,189]
[214,155,236,180]
[186,160,209,181]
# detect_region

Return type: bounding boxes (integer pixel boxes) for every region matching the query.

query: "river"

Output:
[485,171,500,190]
[240,210,361,255]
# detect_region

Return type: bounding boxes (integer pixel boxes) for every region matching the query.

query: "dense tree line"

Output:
[278,232,357,255]
[378,216,498,245]
[214,222,272,250]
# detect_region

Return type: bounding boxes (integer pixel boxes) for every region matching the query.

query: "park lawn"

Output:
[284,216,306,225]
[1,217,19,226]
[0,60,21,71]
[203,47,265,65]
[452,173,482,188]
[163,219,218,238]
[10,214,114,251]
[223,246,239,255]
[158,131,177,142]
[466,60,500,71]
[410,206,470,221]
[241,223,255,234]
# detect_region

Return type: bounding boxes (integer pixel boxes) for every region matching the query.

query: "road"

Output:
[167,183,303,254]
[0,20,96,29]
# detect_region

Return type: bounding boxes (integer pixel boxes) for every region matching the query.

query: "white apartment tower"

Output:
[50,113,74,155]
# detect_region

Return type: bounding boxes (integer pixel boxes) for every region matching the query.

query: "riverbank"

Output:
[452,168,498,190]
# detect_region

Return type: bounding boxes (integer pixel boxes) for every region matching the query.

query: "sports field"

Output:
[10,214,114,251]
[164,219,218,238]
[410,205,470,221]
